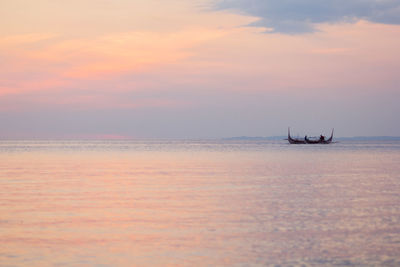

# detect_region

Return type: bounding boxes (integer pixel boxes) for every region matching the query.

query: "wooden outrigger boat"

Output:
[288,128,334,144]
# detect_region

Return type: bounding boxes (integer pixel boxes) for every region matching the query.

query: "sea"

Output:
[1,139,400,266]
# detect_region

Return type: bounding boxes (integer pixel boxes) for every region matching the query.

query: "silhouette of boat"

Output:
[288,128,334,144]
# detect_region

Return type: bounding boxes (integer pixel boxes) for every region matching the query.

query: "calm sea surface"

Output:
[1,140,400,266]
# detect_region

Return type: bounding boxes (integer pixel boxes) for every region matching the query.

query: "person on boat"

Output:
[320,135,325,141]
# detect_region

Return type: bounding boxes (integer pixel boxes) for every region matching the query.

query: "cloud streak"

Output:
[0,28,224,97]
[215,0,400,33]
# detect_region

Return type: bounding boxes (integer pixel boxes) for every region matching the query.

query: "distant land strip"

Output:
[223,136,400,141]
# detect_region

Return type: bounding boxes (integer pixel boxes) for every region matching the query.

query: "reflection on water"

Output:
[1,140,400,266]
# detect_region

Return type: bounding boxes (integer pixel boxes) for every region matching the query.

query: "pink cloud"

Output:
[0,28,226,105]
[1,19,399,114]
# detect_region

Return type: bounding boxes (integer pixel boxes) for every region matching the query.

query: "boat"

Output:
[288,128,334,144]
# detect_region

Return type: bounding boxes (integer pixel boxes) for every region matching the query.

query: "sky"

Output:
[1,0,400,138]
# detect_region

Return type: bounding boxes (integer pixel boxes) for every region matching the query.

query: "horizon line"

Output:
[1,135,400,141]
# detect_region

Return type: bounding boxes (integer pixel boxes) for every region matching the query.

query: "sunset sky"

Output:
[1,0,400,138]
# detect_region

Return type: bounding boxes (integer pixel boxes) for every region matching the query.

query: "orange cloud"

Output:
[0,28,226,99]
